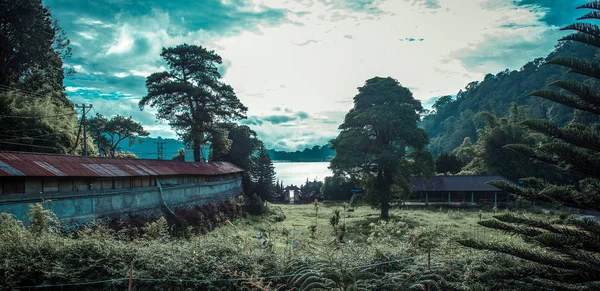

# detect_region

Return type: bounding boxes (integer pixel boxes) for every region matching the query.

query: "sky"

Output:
[45,0,587,151]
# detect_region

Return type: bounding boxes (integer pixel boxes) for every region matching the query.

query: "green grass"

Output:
[0,202,555,290]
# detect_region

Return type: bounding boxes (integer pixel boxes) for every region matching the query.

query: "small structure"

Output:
[284,185,300,204]
[0,152,244,225]
[409,175,512,206]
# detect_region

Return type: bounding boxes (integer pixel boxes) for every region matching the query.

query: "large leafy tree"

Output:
[434,152,462,175]
[330,77,429,218]
[210,123,260,195]
[86,113,149,157]
[0,0,80,153]
[460,3,600,289]
[251,142,276,202]
[139,44,247,162]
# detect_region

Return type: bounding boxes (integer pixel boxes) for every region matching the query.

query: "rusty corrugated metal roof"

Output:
[0,152,244,177]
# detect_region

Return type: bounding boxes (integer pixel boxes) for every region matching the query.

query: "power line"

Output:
[0,112,78,119]
[14,255,420,289]
[0,140,60,150]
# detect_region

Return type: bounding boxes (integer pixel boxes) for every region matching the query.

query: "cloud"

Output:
[45,0,583,151]
[296,39,319,46]
[512,0,588,26]
[400,37,424,42]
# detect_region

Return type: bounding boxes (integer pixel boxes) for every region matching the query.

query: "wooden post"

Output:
[448,192,451,205]
[494,192,497,206]
[128,261,133,291]
[471,192,474,204]
[427,248,431,291]
[425,192,428,206]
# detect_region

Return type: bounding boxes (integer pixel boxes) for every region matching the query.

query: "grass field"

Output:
[0,201,557,290]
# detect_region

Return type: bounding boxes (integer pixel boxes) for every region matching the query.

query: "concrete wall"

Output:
[0,177,242,226]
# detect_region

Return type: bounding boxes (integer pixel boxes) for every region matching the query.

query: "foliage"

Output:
[459,3,600,289]
[322,175,356,200]
[139,44,247,162]
[1,201,556,290]
[0,0,81,153]
[330,77,431,218]
[251,142,276,202]
[0,90,85,154]
[422,40,598,157]
[25,202,59,236]
[210,123,261,197]
[171,148,185,161]
[300,179,324,202]
[86,113,149,157]
[434,152,463,175]
[268,143,336,162]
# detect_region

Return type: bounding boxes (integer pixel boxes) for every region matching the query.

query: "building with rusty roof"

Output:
[0,152,244,225]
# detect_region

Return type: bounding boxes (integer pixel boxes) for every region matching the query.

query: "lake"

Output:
[273,162,332,186]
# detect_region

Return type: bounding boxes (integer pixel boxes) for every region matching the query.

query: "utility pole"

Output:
[74,104,93,156]
[156,141,165,160]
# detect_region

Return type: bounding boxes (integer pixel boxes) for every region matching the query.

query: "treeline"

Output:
[421,41,598,157]
[267,144,335,161]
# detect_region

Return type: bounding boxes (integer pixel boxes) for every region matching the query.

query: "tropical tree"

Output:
[330,77,429,218]
[460,3,600,289]
[139,44,247,162]
[86,113,149,157]
[251,142,276,202]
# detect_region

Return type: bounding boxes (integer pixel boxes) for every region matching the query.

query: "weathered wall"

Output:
[0,178,242,225]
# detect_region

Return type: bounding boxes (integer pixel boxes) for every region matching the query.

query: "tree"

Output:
[434,152,462,175]
[0,0,80,153]
[321,175,355,200]
[210,123,260,195]
[251,142,276,202]
[330,77,430,218]
[86,113,149,157]
[171,148,185,161]
[139,44,247,162]
[460,3,600,289]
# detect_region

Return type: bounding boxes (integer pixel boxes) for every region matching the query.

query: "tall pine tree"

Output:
[460,2,600,290]
[251,142,276,202]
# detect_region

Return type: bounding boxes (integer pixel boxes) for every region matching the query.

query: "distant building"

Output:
[0,152,243,225]
[409,175,512,206]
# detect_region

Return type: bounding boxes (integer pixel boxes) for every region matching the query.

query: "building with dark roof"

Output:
[0,152,244,225]
[409,175,512,205]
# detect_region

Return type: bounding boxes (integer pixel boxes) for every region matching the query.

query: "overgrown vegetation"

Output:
[0,201,558,290]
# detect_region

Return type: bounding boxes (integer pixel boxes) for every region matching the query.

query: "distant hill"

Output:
[268,144,335,162]
[420,41,599,157]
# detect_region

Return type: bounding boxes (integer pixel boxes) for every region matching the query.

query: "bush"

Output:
[246,193,266,215]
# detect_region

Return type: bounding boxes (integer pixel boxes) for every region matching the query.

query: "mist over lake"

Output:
[273,162,332,187]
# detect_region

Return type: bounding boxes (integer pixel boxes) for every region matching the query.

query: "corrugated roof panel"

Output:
[0,152,244,177]
[33,161,67,176]
[0,160,25,176]
[126,165,149,176]
[101,164,129,176]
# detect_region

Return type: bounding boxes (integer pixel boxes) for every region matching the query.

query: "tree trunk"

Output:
[381,200,389,218]
[193,139,201,162]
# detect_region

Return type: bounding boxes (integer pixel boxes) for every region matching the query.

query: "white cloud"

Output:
[61,0,570,150]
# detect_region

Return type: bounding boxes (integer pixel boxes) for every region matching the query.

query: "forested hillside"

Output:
[422,41,598,157]
[267,143,335,161]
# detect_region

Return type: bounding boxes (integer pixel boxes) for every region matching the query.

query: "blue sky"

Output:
[46,0,586,151]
